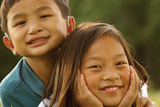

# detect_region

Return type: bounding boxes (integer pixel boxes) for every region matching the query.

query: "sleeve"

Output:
[38,95,57,107]
[0,86,23,107]
[141,83,148,97]
[38,98,51,107]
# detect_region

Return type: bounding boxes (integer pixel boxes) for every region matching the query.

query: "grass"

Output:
[148,88,160,106]
[0,89,159,107]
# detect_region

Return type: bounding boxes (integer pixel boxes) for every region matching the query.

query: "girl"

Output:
[41,22,149,107]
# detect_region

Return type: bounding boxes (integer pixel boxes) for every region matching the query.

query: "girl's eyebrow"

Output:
[85,53,127,61]
[115,53,126,57]
[114,53,127,59]
[85,56,102,62]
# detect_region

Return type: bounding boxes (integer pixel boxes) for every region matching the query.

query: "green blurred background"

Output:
[0,0,160,106]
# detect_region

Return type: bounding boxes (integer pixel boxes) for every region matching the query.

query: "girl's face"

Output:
[81,34,130,106]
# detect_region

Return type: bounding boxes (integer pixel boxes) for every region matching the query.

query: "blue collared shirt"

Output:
[0,58,45,107]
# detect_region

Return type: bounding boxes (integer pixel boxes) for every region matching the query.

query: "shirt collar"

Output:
[21,58,45,96]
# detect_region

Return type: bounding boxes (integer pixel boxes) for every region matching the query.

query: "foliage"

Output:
[148,87,160,106]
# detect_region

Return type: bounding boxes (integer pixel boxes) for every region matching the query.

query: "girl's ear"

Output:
[3,36,18,55]
[66,16,75,35]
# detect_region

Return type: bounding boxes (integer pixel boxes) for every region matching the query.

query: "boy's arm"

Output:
[0,86,23,107]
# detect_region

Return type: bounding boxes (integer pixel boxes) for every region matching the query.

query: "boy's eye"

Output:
[15,21,26,27]
[40,15,52,19]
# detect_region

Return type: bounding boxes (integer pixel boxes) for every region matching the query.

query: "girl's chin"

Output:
[103,102,119,107]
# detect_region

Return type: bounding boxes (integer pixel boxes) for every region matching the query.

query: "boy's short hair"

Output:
[0,0,71,35]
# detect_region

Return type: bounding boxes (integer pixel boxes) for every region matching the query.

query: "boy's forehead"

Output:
[8,0,58,13]
[7,0,61,18]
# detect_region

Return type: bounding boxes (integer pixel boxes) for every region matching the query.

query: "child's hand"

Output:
[75,70,103,107]
[117,65,140,107]
[142,97,158,107]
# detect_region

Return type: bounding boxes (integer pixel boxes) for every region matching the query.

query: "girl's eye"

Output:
[116,62,125,66]
[15,21,26,27]
[40,15,52,19]
[90,65,101,68]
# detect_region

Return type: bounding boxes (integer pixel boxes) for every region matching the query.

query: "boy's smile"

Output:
[7,0,67,58]
[81,34,130,106]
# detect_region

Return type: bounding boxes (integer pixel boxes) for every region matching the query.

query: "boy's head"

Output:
[0,0,71,35]
[0,0,75,56]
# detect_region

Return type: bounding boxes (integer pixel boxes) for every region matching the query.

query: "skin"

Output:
[4,0,75,85]
[80,35,130,106]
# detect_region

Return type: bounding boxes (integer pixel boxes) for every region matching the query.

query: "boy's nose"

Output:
[102,68,120,81]
[28,21,43,34]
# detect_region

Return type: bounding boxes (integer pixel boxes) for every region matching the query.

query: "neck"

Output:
[25,53,57,85]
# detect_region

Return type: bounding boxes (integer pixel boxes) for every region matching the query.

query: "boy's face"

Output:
[81,35,130,106]
[7,0,67,57]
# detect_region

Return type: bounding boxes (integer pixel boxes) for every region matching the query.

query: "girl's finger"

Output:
[76,70,82,96]
[130,66,139,94]
[80,73,90,94]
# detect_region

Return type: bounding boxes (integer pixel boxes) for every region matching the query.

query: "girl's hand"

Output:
[117,65,140,107]
[142,97,158,107]
[75,70,103,107]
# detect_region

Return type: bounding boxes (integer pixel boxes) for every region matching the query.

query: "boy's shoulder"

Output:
[0,58,45,106]
[0,58,23,93]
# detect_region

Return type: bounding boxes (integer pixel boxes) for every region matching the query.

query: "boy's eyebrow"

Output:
[11,6,52,21]
[11,13,27,21]
[34,6,53,13]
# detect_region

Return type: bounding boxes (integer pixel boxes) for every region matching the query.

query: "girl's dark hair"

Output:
[43,22,148,107]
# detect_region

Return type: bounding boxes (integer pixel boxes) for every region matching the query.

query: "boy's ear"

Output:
[3,36,18,55]
[67,16,75,35]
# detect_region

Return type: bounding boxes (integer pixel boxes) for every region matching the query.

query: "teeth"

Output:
[29,38,47,44]
[106,87,119,90]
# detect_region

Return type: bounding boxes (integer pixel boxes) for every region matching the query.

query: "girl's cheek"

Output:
[85,75,98,90]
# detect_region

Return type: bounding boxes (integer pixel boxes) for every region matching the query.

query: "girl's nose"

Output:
[102,68,120,81]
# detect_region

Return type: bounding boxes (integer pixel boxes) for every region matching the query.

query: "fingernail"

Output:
[80,74,83,78]
[130,65,133,70]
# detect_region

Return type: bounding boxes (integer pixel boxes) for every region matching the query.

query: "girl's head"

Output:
[45,22,148,107]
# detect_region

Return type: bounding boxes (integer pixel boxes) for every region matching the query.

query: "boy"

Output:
[0,0,75,106]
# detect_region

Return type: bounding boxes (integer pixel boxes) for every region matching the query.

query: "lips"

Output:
[28,37,49,44]
[101,86,122,93]
[106,87,119,91]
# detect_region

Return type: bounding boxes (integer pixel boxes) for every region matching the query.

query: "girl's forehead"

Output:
[83,34,127,61]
